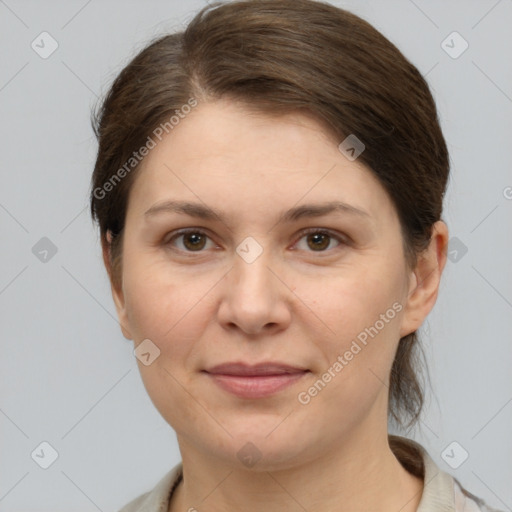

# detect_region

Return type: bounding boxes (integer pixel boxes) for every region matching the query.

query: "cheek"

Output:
[122,255,219,359]
[295,263,406,405]
[294,273,404,427]
[122,252,180,333]
[300,263,405,340]
[121,261,213,417]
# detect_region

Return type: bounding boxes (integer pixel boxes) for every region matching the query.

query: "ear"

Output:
[101,231,133,340]
[399,220,449,338]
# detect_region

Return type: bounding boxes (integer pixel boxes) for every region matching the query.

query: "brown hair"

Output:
[90,0,449,431]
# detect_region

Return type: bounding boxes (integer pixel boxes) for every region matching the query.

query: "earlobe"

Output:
[399,220,449,338]
[111,285,133,341]
[101,231,133,340]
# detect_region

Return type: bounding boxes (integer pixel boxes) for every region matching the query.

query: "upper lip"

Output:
[204,362,309,376]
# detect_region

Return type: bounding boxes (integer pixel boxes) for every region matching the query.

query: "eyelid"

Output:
[164,227,218,251]
[164,226,350,254]
[293,227,350,247]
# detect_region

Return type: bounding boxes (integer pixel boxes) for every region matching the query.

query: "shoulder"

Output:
[453,478,506,512]
[389,436,506,512]
[118,462,183,512]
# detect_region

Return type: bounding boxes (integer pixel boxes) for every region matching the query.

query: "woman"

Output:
[89,1,504,511]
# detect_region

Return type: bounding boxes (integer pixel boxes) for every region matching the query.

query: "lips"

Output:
[204,361,308,376]
[203,362,310,399]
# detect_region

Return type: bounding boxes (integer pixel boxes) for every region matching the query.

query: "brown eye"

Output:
[295,229,345,252]
[166,229,214,252]
[182,232,207,251]
[306,232,331,251]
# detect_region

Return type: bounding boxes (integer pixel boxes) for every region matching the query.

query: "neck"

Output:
[169,427,423,512]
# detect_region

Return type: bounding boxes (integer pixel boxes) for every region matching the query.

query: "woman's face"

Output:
[110,98,426,469]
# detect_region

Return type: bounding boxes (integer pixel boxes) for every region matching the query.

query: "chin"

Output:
[219,431,313,472]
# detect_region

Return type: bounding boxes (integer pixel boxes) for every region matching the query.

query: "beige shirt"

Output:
[118,436,505,512]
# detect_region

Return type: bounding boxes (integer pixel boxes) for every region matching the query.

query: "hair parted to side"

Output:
[90,0,449,431]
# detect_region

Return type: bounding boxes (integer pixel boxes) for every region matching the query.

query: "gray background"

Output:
[1,0,511,510]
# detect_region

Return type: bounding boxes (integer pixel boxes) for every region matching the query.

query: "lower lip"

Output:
[205,371,309,399]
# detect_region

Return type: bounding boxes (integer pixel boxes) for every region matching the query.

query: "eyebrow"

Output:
[144,200,371,224]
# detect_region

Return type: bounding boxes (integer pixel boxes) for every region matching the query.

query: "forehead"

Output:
[126,99,397,226]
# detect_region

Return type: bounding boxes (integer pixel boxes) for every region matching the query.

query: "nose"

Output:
[217,247,292,336]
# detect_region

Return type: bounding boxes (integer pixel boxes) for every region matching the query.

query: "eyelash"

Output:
[164,227,349,256]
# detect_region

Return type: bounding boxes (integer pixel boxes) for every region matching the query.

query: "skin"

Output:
[103,97,448,512]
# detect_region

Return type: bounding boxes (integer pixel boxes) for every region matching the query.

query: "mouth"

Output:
[202,361,310,399]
